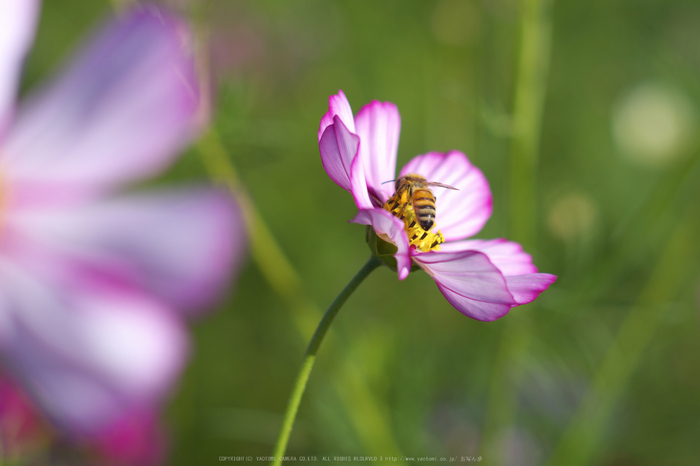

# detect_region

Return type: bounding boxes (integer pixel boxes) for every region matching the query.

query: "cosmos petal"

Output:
[0,259,187,435]
[439,238,539,276]
[350,208,412,280]
[435,285,514,322]
[319,115,360,193]
[1,6,201,197]
[399,151,492,241]
[2,188,244,315]
[504,273,557,305]
[318,89,355,141]
[355,100,401,205]
[412,250,516,321]
[0,0,40,134]
[350,146,374,210]
[413,250,515,304]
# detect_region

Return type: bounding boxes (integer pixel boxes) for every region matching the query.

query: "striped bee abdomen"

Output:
[412,188,437,231]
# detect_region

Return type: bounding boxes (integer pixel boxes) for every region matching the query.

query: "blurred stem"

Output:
[545,204,700,466]
[482,0,553,462]
[271,256,382,465]
[197,129,320,336]
[508,0,553,247]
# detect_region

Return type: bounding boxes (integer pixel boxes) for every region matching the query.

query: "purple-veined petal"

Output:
[435,285,515,322]
[2,188,245,315]
[319,115,360,193]
[1,6,201,196]
[350,208,412,280]
[439,238,539,276]
[318,90,355,142]
[505,273,557,305]
[355,100,401,206]
[438,239,556,303]
[399,151,492,241]
[413,250,516,321]
[0,259,187,435]
[413,250,515,304]
[0,0,40,134]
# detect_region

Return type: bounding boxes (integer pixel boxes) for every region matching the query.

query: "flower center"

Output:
[383,190,445,252]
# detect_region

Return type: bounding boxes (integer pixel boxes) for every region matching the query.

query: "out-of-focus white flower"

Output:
[612,82,696,167]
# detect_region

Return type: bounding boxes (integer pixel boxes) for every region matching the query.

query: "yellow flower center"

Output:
[383,190,445,252]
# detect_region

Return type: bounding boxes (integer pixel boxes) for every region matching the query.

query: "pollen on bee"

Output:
[383,193,445,252]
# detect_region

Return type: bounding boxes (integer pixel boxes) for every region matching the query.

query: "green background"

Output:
[21,0,700,464]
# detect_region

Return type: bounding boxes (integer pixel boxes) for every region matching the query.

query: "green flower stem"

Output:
[197,129,405,462]
[271,255,382,465]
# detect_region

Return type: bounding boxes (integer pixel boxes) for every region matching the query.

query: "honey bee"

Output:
[385,174,458,231]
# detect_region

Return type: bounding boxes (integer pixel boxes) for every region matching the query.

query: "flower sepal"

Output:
[365,226,420,274]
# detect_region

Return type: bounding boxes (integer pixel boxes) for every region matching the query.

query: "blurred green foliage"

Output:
[25,0,700,464]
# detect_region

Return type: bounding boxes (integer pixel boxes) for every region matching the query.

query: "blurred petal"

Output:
[439,238,539,276]
[318,90,355,141]
[4,188,245,315]
[505,273,557,305]
[355,101,401,205]
[1,6,201,195]
[399,151,492,241]
[0,259,187,434]
[351,208,412,280]
[413,250,516,321]
[319,115,360,193]
[0,0,40,133]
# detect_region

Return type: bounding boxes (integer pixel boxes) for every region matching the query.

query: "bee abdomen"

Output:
[413,190,437,231]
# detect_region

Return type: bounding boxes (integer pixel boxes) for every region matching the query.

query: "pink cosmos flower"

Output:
[0,1,245,441]
[318,90,555,321]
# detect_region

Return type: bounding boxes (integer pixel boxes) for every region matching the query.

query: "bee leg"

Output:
[398,202,407,217]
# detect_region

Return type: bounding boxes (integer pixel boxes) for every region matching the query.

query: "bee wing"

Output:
[426,181,459,191]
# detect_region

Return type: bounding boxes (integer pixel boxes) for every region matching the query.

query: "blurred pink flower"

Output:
[1,371,166,465]
[318,90,555,321]
[0,375,44,458]
[90,409,167,466]
[0,0,245,442]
